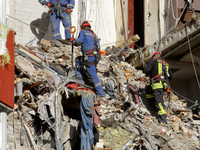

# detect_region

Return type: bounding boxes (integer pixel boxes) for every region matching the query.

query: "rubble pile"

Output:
[10,42,200,150]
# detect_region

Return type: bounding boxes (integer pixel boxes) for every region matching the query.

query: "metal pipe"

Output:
[120,0,127,41]
[55,89,63,150]
[156,0,161,52]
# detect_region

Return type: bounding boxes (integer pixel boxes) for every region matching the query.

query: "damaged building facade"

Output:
[127,0,200,104]
[0,0,200,150]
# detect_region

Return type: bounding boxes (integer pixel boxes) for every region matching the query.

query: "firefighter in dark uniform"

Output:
[144,52,172,123]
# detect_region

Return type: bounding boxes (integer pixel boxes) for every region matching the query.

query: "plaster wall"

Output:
[144,0,166,46]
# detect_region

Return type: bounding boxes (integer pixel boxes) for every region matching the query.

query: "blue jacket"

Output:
[38,0,75,9]
[73,29,100,53]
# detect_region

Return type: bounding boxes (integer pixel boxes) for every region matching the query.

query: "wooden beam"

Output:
[17,44,45,62]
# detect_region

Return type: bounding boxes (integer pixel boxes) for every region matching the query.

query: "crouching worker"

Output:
[70,21,105,97]
[143,52,172,123]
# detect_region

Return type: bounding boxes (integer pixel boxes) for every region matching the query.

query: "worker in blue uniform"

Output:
[38,0,75,40]
[70,21,106,97]
[144,52,172,123]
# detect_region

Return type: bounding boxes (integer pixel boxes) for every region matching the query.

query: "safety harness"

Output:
[48,0,71,19]
[82,30,101,67]
[151,58,169,90]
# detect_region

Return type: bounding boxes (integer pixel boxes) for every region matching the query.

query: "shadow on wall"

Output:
[30,12,53,44]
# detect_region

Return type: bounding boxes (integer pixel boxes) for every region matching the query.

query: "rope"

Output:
[174,1,188,28]
[185,23,200,91]
[100,40,124,47]
[100,38,142,49]
[155,0,193,51]
[170,88,195,104]
[188,1,196,16]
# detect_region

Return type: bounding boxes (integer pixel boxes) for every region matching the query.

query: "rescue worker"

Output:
[38,0,75,40]
[70,21,106,97]
[143,52,172,123]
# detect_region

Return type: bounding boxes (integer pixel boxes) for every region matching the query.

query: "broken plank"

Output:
[23,102,38,111]
[23,81,43,90]
[40,38,52,47]
[14,78,22,84]
[17,44,46,62]
[116,34,140,50]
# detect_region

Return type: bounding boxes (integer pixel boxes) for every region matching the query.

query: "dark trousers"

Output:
[145,86,157,117]
[75,56,105,97]
[153,89,167,123]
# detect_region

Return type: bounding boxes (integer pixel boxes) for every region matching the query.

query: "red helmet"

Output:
[152,52,162,58]
[81,21,91,29]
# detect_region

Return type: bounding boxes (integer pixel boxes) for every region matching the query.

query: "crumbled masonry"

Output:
[8,41,200,150]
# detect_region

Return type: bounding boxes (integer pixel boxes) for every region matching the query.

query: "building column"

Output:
[0,0,6,25]
[0,107,8,150]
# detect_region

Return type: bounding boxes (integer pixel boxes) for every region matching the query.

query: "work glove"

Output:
[70,37,75,43]
[66,8,72,13]
[46,2,51,7]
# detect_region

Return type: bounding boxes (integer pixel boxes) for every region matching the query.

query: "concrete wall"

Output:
[7,0,49,45]
[144,0,159,45]
[5,0,126,50]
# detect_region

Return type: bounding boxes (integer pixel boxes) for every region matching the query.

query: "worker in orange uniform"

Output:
[144,52,172,123]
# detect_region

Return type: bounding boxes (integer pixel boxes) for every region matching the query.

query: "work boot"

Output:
[158,120,167,124]
[158,114,167,124]
[56,39,71,45]
[51,40,64,47]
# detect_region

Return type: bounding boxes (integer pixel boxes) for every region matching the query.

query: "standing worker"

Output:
[70,21,106,98]
[38,0,75,40]
[143,52,172,123]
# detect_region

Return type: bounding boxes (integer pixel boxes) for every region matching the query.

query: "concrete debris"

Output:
[8,42,200,150]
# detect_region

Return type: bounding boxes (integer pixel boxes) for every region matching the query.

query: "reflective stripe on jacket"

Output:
[144,58,170,90]
[146,93,154,99]
[151,81,168,90]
